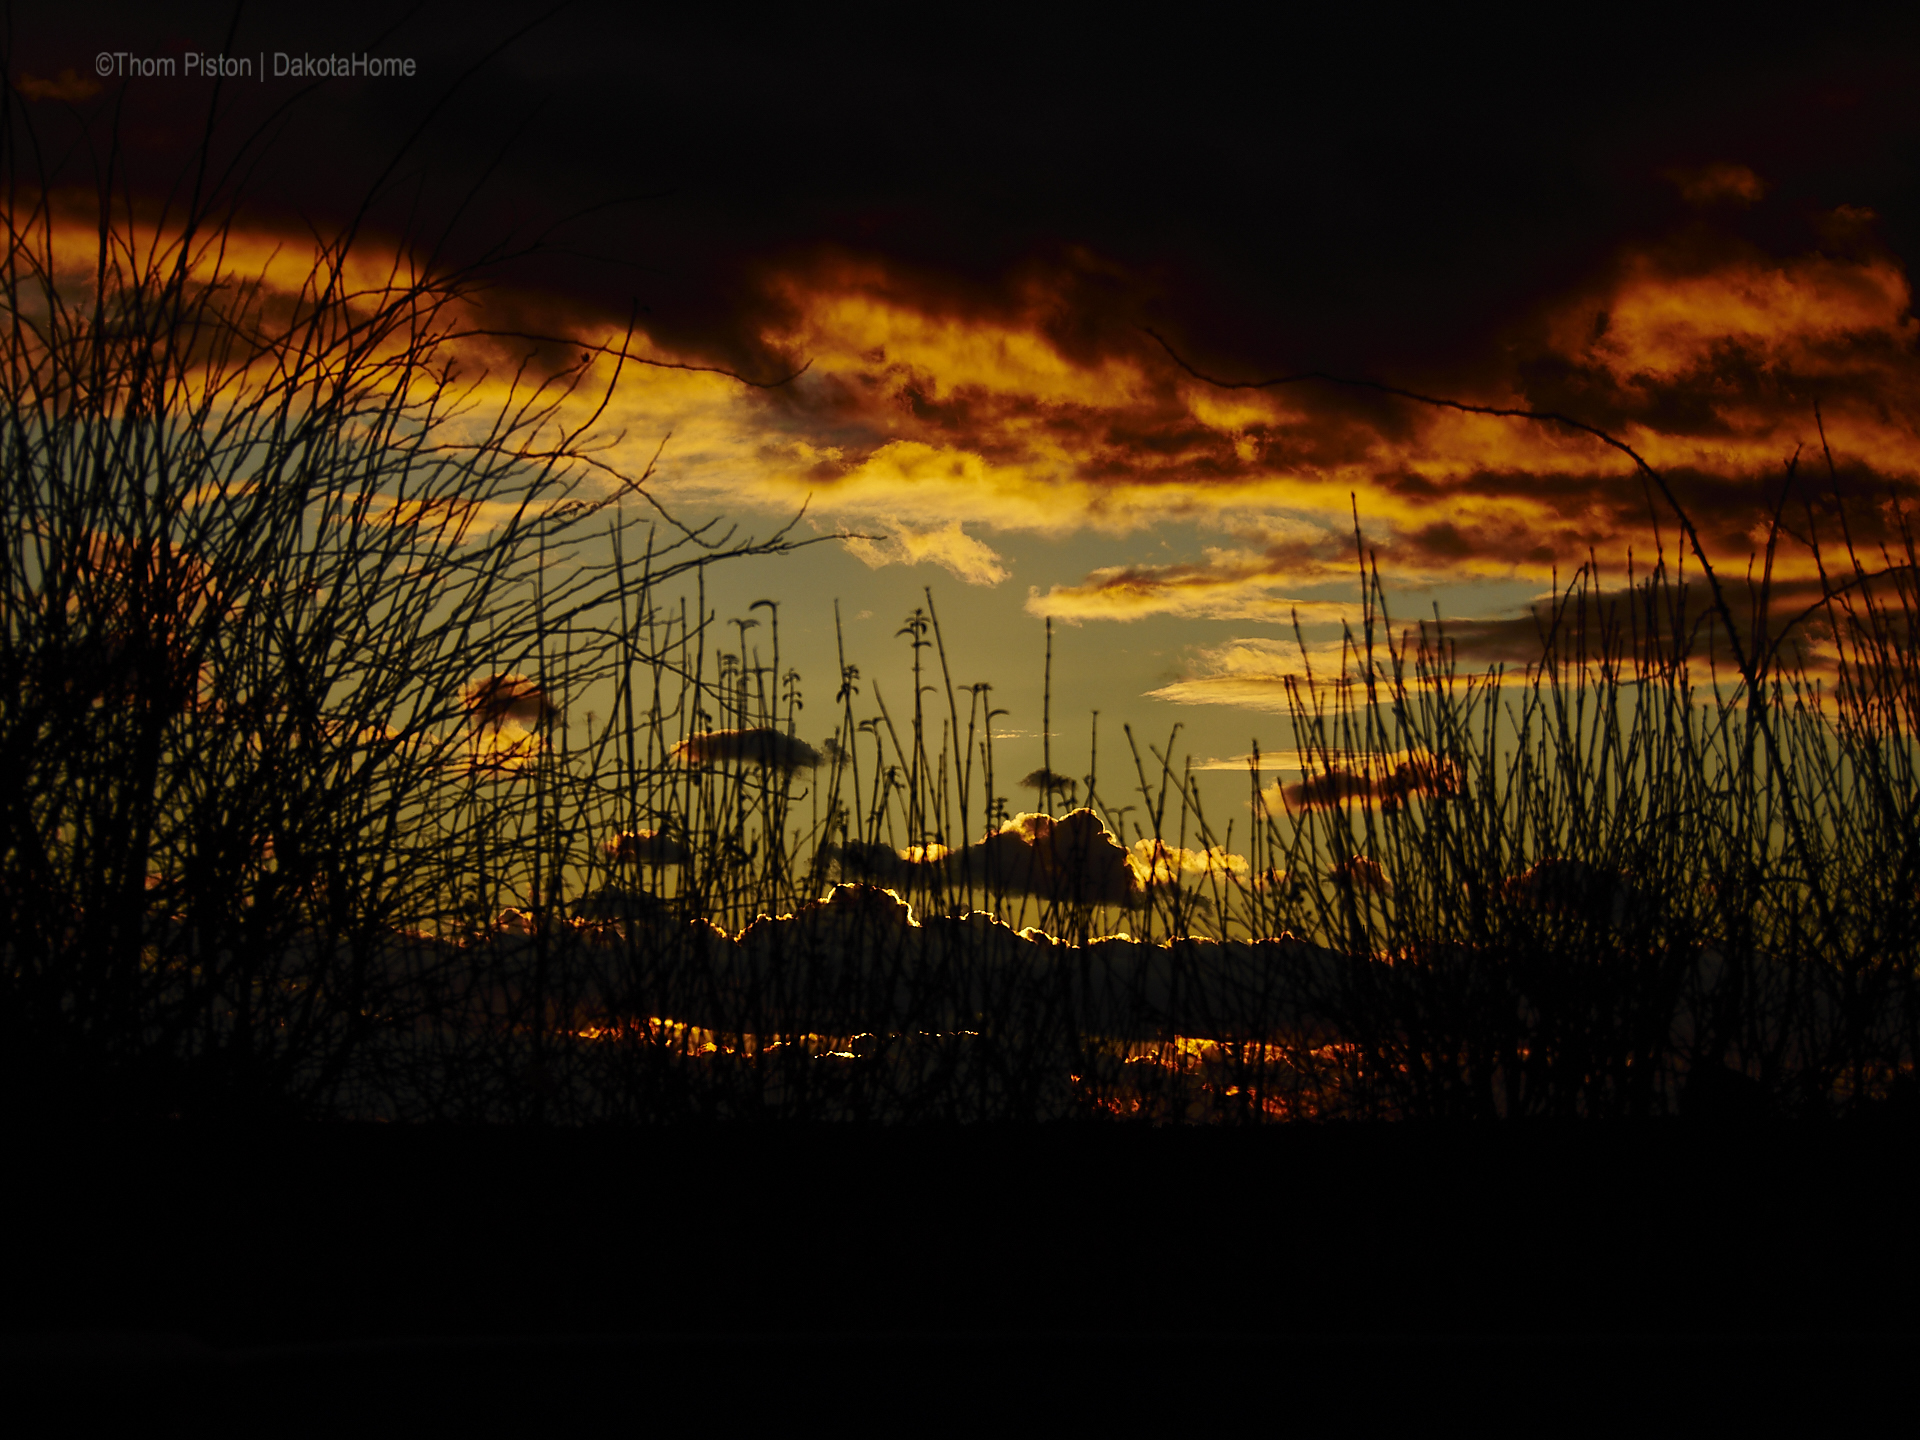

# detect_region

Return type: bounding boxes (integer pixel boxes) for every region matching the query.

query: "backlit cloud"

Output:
[830,808,1142,907]
[79,200,1886,618]
[544,226,1920,621]
[34,187,1920,663]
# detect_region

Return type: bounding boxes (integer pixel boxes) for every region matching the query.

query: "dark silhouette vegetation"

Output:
[4,107,1918,1131]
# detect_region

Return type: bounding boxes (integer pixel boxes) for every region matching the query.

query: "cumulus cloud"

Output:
[1129,838,1250,886]
[828,811,1257,909]
[830,808,1140,906]
[673,728,823,769]
[829,838,915,881]
[951,810,1139,906]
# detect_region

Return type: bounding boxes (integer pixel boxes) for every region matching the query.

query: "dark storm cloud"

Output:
[13,6,1920,601]
[18,5,1918,379]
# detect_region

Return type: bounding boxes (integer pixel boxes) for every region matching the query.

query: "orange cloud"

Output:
[1578,251,1914,383]
[32,206,438,323]
[562,232,1920,617]
[34,192,1917,648]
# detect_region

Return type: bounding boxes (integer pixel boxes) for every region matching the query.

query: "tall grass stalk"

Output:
[6,120,1916,1123]
[0,126,807,1119]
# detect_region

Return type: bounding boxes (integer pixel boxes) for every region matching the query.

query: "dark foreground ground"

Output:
[5,1119,1916,1417]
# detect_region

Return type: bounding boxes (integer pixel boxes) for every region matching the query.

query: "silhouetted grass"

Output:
[5,132,1916,1128]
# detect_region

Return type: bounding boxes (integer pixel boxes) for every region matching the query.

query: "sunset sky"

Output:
[16,6,1920,813]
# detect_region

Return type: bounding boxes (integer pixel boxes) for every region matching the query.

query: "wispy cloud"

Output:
[1144,567,1871,714]
[841,518,1011,585]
